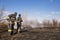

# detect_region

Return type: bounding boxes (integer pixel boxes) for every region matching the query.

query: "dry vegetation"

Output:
[42,19,60,27]
[0,27,60,40]
[0,19,60,40]
[0,22,8,32]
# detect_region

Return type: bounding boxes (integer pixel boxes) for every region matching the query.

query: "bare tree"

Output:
[43,19,52,27]
[52,19,58,27]
[58,22,60,27]
[43,20,49,27]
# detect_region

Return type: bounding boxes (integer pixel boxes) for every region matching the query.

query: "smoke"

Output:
[0,11,60,28]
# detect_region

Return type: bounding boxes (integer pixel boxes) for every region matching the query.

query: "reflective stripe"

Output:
[8,29,12,32]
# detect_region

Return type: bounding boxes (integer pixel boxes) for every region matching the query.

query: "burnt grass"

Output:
[0,27,60,40]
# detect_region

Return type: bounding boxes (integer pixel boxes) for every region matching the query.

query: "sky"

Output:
[0,0,60,21]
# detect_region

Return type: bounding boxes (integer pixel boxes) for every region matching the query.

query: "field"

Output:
[0,26,60,40]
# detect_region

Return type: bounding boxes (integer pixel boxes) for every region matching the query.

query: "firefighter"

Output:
[16,14,23,33]
[7,12,17,35]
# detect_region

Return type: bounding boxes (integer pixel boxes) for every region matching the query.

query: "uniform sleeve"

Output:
[6,16,10,20]
[21,18,23,22]
[17,17,23,22]
[8,14,14,18]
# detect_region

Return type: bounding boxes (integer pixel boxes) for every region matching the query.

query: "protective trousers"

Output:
[10,22,14,35]
[17,22,21,33]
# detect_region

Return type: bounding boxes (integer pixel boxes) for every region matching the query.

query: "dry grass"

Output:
[0,21,60,40]
[0,22,8,32]
[0,27,60,40]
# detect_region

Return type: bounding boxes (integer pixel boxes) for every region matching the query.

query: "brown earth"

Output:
[0,27,60,40]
